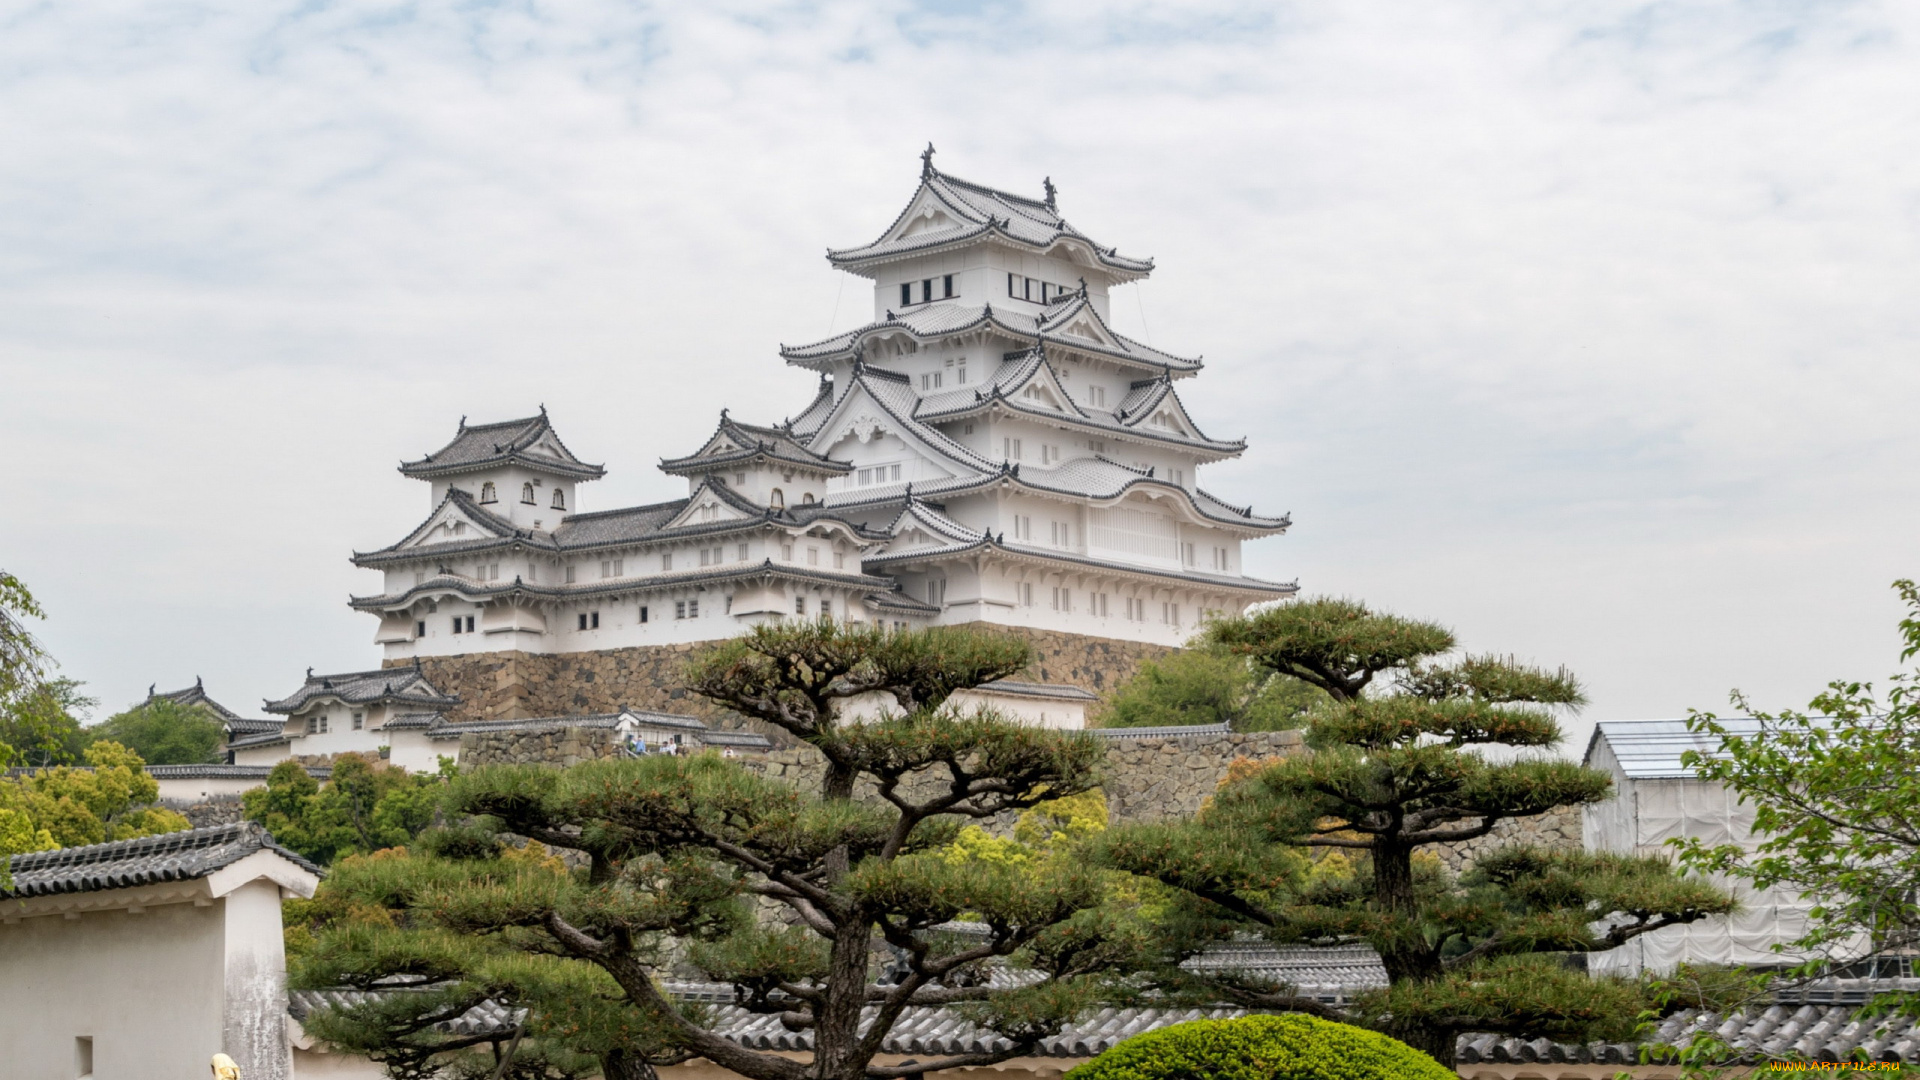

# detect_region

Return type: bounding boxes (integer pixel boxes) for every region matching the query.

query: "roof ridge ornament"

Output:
[921,142,936,178]
[1043,176,1057,211]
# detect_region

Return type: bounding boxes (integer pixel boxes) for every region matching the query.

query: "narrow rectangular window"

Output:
[1008,272,1018,297]
[351,712,364,731]
[465,615,475,633]
[808,547,819,566]
[319,715,330,734]
[662,553,673,572]
[943,274,954,298]
[859,467,872,485]
[306,716,318,734]
[795,596,806,615]
[613,558,623,576]
[528,562,537,582]
[591,611,600,629]
[578,613,588,630]
[833,551,845,569]
[737,543,749,560]
[820,598,831,617]
[639,605,649,623]
[414,571,425,586]
[921,279,932,303]
[1024,277,1034,300]
[415,620,426,638]
[565,564,577,584]
[956,361,967,385]
[900,282,912,306]
[782,543,793,560]
[675,601,686,619]
[688,599,699,618]
[451,616,463,634]
[76,1036,93,1080]
[601,560,611,578]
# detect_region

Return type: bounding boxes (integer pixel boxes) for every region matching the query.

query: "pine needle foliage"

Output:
[291,621,1144,1080]
[1095,597,1734,1065]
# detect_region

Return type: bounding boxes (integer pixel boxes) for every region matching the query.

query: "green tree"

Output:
[291,622,1142,1080]
[243,753,448,865]
[1096,649,1323,731]
[90,696,225,765]
[0,569,53,770]
[0,740,190,849]
[1095,597,1735,1066]
[0,677,97,767]
[1676,579,1920,982]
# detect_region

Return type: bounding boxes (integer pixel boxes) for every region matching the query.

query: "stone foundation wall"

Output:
[1433,804,1583,872]
[391,627,1176,740]
[459,727,626,768]
[164,796,247,829]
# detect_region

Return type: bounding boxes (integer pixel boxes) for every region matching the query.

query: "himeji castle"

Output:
[350,150,1294,667]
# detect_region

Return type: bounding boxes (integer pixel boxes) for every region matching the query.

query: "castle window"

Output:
[802,492,816,505]
[900,283,911,307]
[833,551,844,569]
[943,274,954,299]
[416,620,426,637]
[521,483,536,504]
[1088,386,1107,407]
[527,562,537,582]
[601,559,623,579]
[1002,438,1022,460]
[1162,602,1179,626]
[920,372,942,390]
[452,522,467,536]
[661,553,673,572]
[551,489,566,510]
[639,605,649,623]
[565,564,577,584]
[451,615,474,634]
[1052,587,1070,612]
[1092,593,1109,617]
[352,712,364,731]
[319,715,330,734]
[675,601,686,619]
[820,598,832,618]
[737,542,749,560]
[795,596,806,615]
[415,571,426,586]
[1019,583,1034,607]
[305,716,318,735]
[1182,542,1196,566]
[928,579,946,606]
[781,543,793,560]
[1041,444,1060,465]
[578,612,599,630]
[1011,515,1031,540]
[807,547,818,566]
[479,481,497,504]
[770,488,784,509]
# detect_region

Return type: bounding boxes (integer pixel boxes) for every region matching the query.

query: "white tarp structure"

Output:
[1583,719,1839,975]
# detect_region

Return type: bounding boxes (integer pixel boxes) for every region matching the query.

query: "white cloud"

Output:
[3,1,1918,756]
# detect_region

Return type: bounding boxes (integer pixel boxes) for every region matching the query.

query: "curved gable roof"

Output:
[827,162,1153,280]
[781,296,1200,376]
[400,410,605,481]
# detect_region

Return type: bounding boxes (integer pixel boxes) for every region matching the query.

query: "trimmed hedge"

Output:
[1063,1015,1455,1080]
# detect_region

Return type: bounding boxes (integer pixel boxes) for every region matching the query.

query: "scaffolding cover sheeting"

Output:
[1583,720,1842,975]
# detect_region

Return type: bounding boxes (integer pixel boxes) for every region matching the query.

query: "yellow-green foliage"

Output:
[1064,1015,1455,1080]
[0,740,188,849]
[943,789,1109,869]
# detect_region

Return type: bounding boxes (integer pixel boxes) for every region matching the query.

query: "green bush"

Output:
[1063,1015,1455,1080]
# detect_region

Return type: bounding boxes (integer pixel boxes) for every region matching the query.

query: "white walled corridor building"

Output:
[350,152,1295,661]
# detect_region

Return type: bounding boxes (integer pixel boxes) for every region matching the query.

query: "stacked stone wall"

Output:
[393,627,1175,743]
[460,727,625,768]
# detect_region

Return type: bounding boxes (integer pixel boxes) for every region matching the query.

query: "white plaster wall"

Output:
[155,774,270,801]
[0,900,226,1080]
[224,878,295,1080]
[294,1047,388,1080]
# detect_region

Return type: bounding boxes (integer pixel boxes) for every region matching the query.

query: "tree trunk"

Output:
[1395,1022,1458,1068]
[600,1048,659,1080]
[809,918,875,1080]
[1371,838,1443,982]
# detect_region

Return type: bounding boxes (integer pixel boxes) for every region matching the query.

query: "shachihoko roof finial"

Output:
[1044,176,1057,210]
[921,142,936,178]
[458,415,467,430]
[148,682,156,697]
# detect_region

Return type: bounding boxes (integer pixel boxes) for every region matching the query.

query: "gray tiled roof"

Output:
[698,730,775,750]
[661,415,851,476]
[349,559,901,613]
[151,678,244,724]
[223,717,283,737]
[974,679,1099,702]
[399,411,605,481]
[827,166,1154,280]
[146,764,330,781]
[1456,998,1920,1066]
[2,822,320,899]
[289,989,522,1037]
[225,730,293,751]
[912,349,1242,457]
[429,709,709,740]
[782,295,1197,375]
[1091,722,1234,740]
[264,666,459,715]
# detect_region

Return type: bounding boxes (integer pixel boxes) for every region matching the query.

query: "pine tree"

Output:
[293,622,1138,1080]
[1095,597,1736,1065]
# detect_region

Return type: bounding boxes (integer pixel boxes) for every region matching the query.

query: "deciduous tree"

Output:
[91,695,225,765]
[1095,648,1322,731]
[244,753,447,865]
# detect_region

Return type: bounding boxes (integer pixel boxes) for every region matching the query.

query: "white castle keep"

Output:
[350,151,1295,660]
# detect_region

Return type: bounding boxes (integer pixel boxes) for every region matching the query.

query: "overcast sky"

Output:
[3,1,1917,757]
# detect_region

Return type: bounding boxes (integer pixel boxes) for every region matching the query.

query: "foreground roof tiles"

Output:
[2,821,321,899]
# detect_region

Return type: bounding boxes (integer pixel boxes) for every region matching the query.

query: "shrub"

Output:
[1064,1014,1455,1080]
